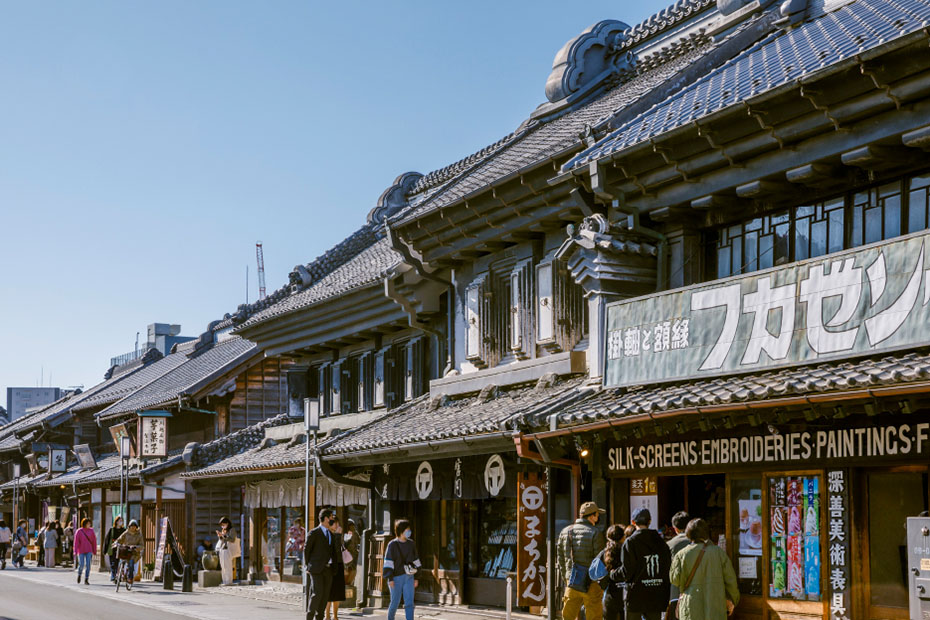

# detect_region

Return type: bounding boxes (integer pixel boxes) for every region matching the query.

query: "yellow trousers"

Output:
[562,582,604,620]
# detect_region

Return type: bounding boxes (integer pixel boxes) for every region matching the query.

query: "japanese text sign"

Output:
[605,231,930,387]
[517,472,547,607]
[139,417,168,457]
[49,448,67,473]
[826,470,851,620]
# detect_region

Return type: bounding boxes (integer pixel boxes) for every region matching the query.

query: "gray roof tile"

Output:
[564,0,930,170]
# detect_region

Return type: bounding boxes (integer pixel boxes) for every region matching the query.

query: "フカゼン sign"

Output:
[605,231,930,387]
[608,422,930,472]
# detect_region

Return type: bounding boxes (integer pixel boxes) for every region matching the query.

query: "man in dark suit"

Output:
[305,508,337,620]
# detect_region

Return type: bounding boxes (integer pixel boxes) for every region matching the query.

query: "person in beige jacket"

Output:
[669,519,739,620]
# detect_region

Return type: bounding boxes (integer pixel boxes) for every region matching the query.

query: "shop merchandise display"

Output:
[769,476,820,601]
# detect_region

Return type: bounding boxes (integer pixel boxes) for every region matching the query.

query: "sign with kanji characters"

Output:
[73,444,97,470]
[109,423,136,457]
[49,448,68,473]
[607,422,930,473]
[605,231,930,387]
[139,416,168,457]
[516,472,547,607]
[826,470,851,620]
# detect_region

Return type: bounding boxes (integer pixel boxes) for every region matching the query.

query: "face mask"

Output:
[403,529,412,538]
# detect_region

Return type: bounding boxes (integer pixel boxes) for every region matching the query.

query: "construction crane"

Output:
[255,241,267,300]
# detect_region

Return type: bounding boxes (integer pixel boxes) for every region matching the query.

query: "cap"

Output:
[631,507,652,525]
[579,501,606,518]
[128,519,139,528]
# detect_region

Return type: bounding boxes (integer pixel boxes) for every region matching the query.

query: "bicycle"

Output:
[114,544,138,592]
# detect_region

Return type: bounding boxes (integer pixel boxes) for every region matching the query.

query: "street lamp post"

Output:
[303,397,320,614]
[12,463,21,530]
[120,436,131,521]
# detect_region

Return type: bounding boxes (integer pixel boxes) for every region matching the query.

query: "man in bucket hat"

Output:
[557,501,607,620]
[620,508,672,620]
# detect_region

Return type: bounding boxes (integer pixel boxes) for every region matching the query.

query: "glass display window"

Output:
[730,476,763,596]
[767,474,821,602]
[283,508,304,577]
[468,498,517,580]
[261,509,281,577]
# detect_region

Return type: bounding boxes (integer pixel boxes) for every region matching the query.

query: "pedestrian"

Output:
[13,519,29,568]
[619,508,671,620]
[342,519,359,588]
[596,524,627,620]
[73,518,97,585]
[196,536,215,571]
[669,518,738,620]
[326,517,346,620]
[43,521,59,568]
[667,511,691,599]
[55,520,64,566]
[557,501,607,620]
[64,520,75,565]
[287,517,306,558]
[104,516,126,582]
[383,518,420,620]
[0,519,11,570]
[305,508,338,620]
[215,516,240,586]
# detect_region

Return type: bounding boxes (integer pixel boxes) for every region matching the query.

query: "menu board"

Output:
[769,476,821,601]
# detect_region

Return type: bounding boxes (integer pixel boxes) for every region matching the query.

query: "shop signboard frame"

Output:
[516,472,547,607]
[604,230,930,388]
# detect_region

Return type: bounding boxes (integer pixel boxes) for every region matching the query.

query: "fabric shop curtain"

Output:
[244,477,369,508]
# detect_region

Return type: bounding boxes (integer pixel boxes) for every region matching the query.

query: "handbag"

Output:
[666,543,706,619]
[342,546,353,564]
[567,526,592,593]
[588,551,608,582]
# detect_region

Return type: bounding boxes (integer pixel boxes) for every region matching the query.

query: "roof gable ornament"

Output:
[368,172,423,225]
[544,20,634,105]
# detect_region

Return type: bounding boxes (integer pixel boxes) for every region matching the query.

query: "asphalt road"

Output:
[0,573,191,620]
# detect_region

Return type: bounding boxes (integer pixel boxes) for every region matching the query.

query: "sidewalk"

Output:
[0,562,541,620]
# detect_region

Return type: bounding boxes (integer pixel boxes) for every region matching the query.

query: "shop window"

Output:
[282,508,304,578]
[867,471,929,609]
[908,174,930,233]
[851,181,903,246]
[468,498,517,580]
[261,509,281,577]
[730,477,763,596]
[767,475,821,602]
[795,198,844,261]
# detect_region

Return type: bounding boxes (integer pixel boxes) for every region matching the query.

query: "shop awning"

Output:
[525,350,930,437]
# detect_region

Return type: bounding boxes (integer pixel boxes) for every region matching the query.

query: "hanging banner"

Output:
[605,231,930,388]
[826,470,851,620]
[516,472,547,607]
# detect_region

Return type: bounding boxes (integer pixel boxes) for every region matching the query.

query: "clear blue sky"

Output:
[0,0,671,407]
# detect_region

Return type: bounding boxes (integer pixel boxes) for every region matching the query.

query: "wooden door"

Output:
[141,503,157,565]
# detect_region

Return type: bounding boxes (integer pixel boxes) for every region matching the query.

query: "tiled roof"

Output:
[184,434,305,479]
[322,375,590,456]
[542,351,930,429]
[238,237,402,329]
[30,453,124,488]
[96,337,258,418]
[564,0,930,170]
[71,352,189,413]
[182,412,294,477]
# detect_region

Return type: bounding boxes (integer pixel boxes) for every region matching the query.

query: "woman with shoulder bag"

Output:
[216,517,240,585]
[669,519,739,620]
[598,524,629,620]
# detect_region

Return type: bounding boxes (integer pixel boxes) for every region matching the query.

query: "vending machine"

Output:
[907,516,930,620]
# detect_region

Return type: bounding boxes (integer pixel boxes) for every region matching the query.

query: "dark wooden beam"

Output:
[735,179,788,198]
[840,144,912,169]
[691,194,743,210]
[902,124,930,151]
[785,163,842,186]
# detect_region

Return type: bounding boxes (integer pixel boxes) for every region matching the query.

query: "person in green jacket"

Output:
[669,519,738,620]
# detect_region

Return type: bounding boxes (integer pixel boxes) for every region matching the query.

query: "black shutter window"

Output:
[374,348,386,408]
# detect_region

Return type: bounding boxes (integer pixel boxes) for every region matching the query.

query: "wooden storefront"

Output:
[603,413,930,620]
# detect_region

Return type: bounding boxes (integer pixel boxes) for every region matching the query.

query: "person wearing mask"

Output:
[669,519,739,620]
[0,519,11,570]
[600,524,628,620]
[557,501,607,620]
[216,516,240,586]
[43,521,59,568]
[668,511,691,599]
[326,517,346,620]
[73,518,97,585]
[383,518,420,620]
[342,519,359,589]
[104,516,126,582]
[305,508,338,620]
[619,508,672,620]
[13,520,29,568]
[115,520,143,581]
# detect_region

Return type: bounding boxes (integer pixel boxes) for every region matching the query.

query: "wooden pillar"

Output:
[216,401,230,437]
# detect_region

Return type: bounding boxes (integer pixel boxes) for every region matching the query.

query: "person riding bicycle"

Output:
[114,519,144,581]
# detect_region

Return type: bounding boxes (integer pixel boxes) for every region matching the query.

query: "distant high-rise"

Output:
[6,387,62,421]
